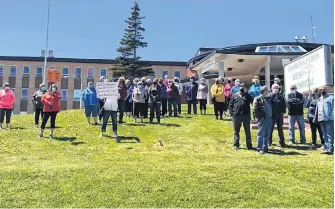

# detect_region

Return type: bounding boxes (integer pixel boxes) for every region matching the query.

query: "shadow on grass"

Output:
[286,145,311,151]
[144,122,181,127]
[124,123,146,127]
[269,149,307,156]
[53,137,76,142]
[10,127,26,130]
[45,126,62,129]
[71,141,86,146]
[118,136,141,143]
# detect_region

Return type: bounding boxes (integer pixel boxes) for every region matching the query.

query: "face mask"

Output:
[235,82,240,86]
[252,82,255,85]
[4,87,10,90]
[159,81,163,84]
[190,79,194,83]
[41,87,46,91]
[228,80,231,84]
[153,82,158,85]
[216,81,219,84]
[263,92,269,97]
[240,87,245,94]
[273,89,279,94]
[137,85,142,88]
[291,90,296,94]
[88,85,93,89]
[320,90,327,96]
[51,88,56,92]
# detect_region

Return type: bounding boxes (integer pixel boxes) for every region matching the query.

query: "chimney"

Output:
[48,50,54,58]
[41,50,45,57]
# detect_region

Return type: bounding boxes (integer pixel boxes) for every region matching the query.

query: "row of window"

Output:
[0,65,182,79]
[12,88,80,101]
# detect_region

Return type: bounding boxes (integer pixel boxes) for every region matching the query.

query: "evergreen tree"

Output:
[111,2,153,79]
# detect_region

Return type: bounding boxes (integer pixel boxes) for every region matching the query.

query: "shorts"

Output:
[85,105,98,117]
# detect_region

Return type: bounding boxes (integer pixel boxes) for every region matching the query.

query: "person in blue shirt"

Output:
[186,76,199,114]
[82,82,99,125]
[248,78,262,98]
[231,79,240,95]
[314,87,334,154]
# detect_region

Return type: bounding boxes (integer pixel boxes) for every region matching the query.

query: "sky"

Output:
[0,0,333,62]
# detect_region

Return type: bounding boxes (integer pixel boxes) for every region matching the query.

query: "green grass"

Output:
[0,105,333,208]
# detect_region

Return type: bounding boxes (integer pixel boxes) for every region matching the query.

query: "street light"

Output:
[43,0,51,85]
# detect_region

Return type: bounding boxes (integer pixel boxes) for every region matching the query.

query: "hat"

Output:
[235,79,240,83]
[254,76,260,80]
[39,83,45,88]
[3,82,9,87]
[99,76,105,81]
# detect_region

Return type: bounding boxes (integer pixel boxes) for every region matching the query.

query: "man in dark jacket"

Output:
[253,86,275,154]
[148,78,162,124]
[32,83,47,127]
[186,76,198,114]
[269,84,287,147]
[286,84,306,145]
[159,78,168,117]
[228,83,253,150]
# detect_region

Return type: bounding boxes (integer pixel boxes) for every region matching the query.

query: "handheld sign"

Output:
[47,69,61,82]
[96,82,118,99]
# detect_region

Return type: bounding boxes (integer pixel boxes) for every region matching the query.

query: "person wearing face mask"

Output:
[143,79,152,119]
[159,78,168,117]
[314,87,334,154]
[124,79,133,118]
[82,82,99,125]
[117,77,128,124]
[253,86,275,154]
[230,79,240,95]
[306,89,325,150]
[197,78,209,115]
[174,77,183,114]
[148,78,162,123]
[39,84,61,139]
[224,77,234,117]
[268,84,287,147]
[186,76,199,114]
[163,74,169,87]
[166,80,179,117]
[0,82,15,130]
[32,83,47,128]
[229,83,253,150]
[248,78,262,98]
[132,81,147,123]
[286,84,306,145]
[211,78,225,119]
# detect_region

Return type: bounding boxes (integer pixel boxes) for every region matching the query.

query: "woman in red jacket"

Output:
[0,82,15,129]
[39,84,61,139]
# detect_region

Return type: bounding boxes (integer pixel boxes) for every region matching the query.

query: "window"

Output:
[88,67,94,79]
[290,46,306,52]
[23,66,30,75]
[174,71,181,78]
[61,89,68,100]
[62,67,69,77]
[36,66,43,77]
[281,46,295,52]
[74,89,81,101]
[163,71,168,78]
[267,46,277,52]
[100,68,107,77]
[257,47,268,52]
[277,46,285,52]
[0,65,3,76]
[10,66,17,77]
[21,88,29,100]
[75,68,82,79]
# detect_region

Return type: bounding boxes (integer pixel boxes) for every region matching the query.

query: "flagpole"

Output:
[43,0,51,86]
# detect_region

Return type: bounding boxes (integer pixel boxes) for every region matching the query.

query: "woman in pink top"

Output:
[224,77,234,118]
[0,82,15,129]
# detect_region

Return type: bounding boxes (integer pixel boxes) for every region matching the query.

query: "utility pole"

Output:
[43,0,51,85]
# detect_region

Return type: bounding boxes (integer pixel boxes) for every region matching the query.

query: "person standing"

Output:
[132,81,147,123]
[0,82,15,130]
[197,78,209,115]
[186,76,198,114]
[143,79,152,119]
[314,87,334,154]
[118,77,127,124]
[39,84,61,139]
[166,80,179,117]
[82,82,99,125]
[274,78,284,95]
[224,77,234,117]
[100,92,120,140]
[229,83,253,150]
[32,83,47,128]
[231,79,240,95]
[253,86,274,154]
[125,80,133,118]
[306,89,325,149]
[211,78,225,120]
[174,77,183,114]
[269,84,286,147]
[286,84,306,145]
[159,78,168,117]
[248,78,262,99]
[148,78,162,123]
[98,76,106,122]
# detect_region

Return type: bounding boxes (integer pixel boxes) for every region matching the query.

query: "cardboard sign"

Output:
[96,82,118,99]
[47,69,61,82]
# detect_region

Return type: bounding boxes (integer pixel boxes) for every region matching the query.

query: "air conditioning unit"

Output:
[48,50,54,58]
[41,50,45,57]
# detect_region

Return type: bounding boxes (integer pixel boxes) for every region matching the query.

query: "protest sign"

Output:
[96,82,118,99]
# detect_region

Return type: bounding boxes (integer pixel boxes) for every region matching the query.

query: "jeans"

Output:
[41,111,58,129]
[161,97,167,116]
[134,103,145,118]
[187,100,197,114]
[118,100,126,123]
[269,114,285,145]
[288,115,306,143]
[309,118,324,145]
[320,121,334,153]
[101,110,117,133]
[34,108,44,125]
[177,95,182,114]
[0,108,12,124]
[257,118,272,152]
[144,99,149,118]
[168,99,178,117]
[199,99,207,111]
[150,102,161,123]
[233,115,252,148]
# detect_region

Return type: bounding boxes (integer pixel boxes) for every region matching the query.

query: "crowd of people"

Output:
[0,75,333,154]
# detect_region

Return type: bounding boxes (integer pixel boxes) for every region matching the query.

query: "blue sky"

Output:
[0,0,333,61]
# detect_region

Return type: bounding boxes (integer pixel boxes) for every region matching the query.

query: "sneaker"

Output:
[35,125,39,128]
[49,135,53,140]
[114,133,119,139]
[321,145,326,150]
[268,143,272,147]
[99,133,103,138]
[39,134,43,138]
[234,146,239,150]
[279,143,287,148]
[259,150,265,154]
[310,144,317,150]
[94,122,99,125]
[288,141,295,145]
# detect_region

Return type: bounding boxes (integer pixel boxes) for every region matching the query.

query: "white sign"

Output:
[96,82,118,99]
[284,45,332,94]
[201,60,216,73]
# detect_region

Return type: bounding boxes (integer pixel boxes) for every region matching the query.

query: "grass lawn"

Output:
[0,105,333,208]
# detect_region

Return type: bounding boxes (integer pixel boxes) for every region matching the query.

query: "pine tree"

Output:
[111,1,153,79]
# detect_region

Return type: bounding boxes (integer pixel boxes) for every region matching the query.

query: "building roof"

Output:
[0,56,187,67]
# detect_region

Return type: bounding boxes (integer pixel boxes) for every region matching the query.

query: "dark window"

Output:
[21,88,29,100]
[10,66,16,77]
[23,66,30,75]
[163,71,168,78]
[174,71,181,78]
[100,68,107,77]
[75,68,82,79]
[0,65,3,76]
[62,67,69,77]
[36,66,43,77]
[88,68,94,79]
